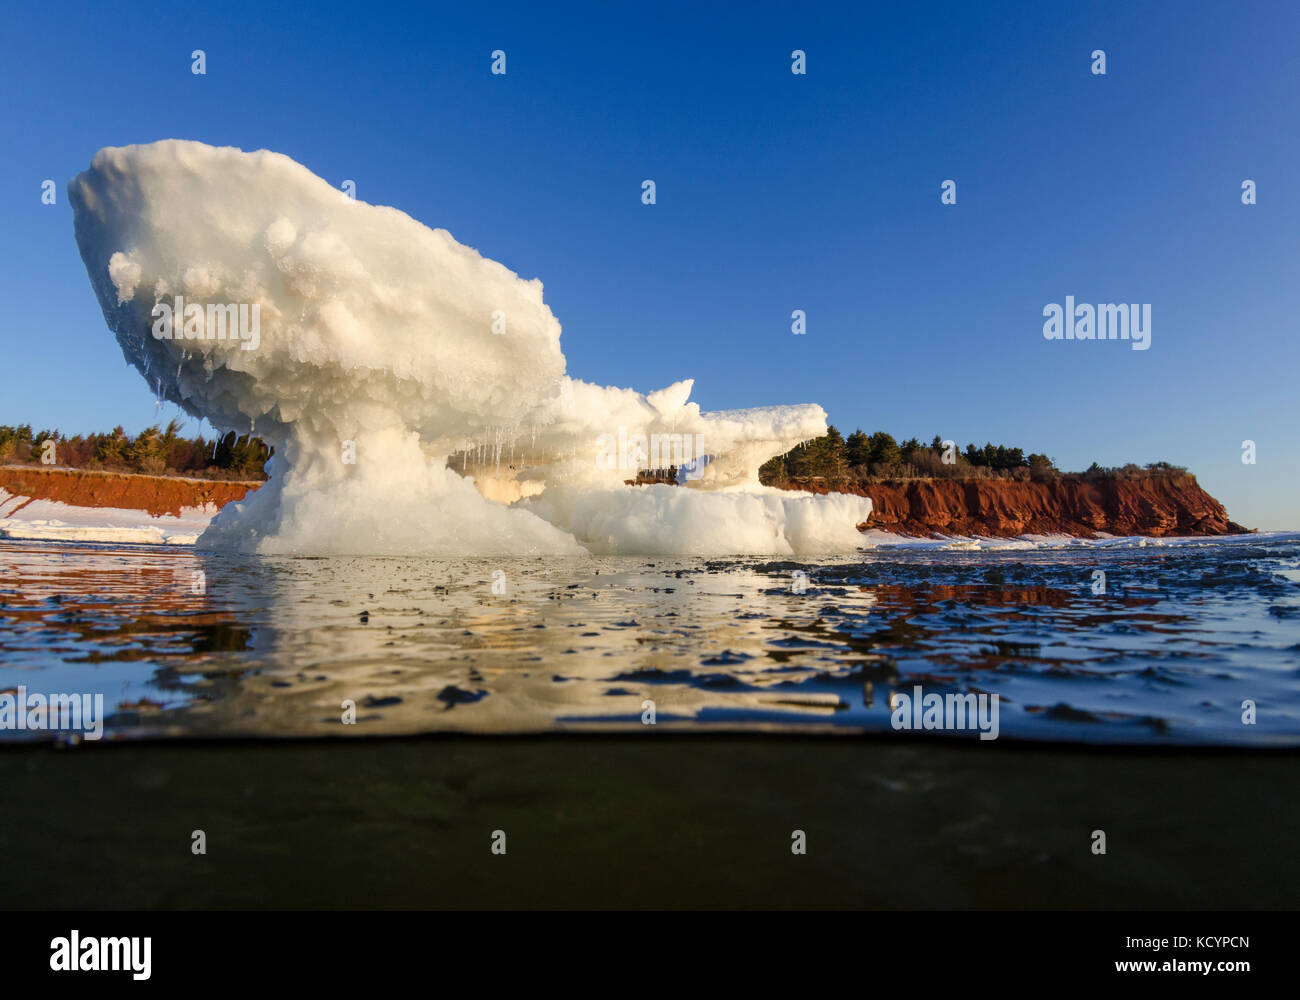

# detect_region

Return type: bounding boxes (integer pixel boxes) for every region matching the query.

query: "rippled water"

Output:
[1,534,1297,745]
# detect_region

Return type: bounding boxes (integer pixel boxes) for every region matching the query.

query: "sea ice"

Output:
[69,140,871,555]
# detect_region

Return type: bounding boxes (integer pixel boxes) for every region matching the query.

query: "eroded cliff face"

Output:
[0,467,259,518]
[782,474,1248,537]
[0,466,1248,539]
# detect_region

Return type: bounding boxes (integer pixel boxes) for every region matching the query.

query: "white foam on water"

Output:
[69,140,871,555]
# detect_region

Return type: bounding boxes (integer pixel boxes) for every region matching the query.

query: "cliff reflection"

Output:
[1,535,1297,745]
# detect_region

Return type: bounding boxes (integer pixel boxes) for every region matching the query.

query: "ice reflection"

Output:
[1,535,1297,744]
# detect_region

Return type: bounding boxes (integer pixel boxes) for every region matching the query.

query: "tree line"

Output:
[1,419,1188,487]
[0,421,270,480]
[759,428,1186,484]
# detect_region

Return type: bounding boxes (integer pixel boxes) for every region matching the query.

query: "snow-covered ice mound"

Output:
[69,140,870,555]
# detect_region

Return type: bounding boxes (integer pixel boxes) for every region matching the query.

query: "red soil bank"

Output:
[1,467,1247,538]
[780,474,1247,538]
[0,467,261,518]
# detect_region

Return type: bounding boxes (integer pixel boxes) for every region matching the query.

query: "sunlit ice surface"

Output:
[0,533,1297,746]
[67,141,869,558]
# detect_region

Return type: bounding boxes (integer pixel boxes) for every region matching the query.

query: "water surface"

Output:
[1,534,1297,745]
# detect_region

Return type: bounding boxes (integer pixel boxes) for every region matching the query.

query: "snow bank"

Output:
[0,489,214,545]
[70,141,870,555]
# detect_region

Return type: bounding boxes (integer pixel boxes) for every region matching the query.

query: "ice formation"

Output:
[69,141,871,555]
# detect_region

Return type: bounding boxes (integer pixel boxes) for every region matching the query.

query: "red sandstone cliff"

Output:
[783,474,1248,537]
[0,466,260,518]
[1,466,1247,538]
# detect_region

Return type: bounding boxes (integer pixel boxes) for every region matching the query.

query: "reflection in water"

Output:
[0,535,1297,744]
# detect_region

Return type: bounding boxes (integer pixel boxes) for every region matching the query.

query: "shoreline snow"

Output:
[0,489,217,545]
[0,488,1266,551]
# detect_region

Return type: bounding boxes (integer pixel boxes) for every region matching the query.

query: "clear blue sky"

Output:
[1,0,1296,528]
